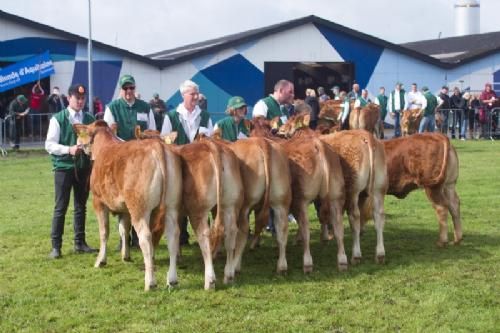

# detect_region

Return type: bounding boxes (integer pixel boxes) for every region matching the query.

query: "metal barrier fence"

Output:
[1,112,52,152]
[437,108,499,140]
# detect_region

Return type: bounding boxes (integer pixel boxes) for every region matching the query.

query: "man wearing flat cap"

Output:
[388,82,406,137]
[45,84,96,259]
[149,92,166,131]
[214,96,249,142]
[7,94,30,150]
[104,74,157,249]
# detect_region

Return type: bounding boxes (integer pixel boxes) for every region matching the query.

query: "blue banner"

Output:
[0,51,55,92]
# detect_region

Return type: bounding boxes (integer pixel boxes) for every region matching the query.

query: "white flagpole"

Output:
[88,0,94,114]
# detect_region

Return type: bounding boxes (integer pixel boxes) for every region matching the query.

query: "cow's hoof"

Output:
[276,269,288,276]
[167,280,178,289]
[436,240,448,248]
[94,260,106,268]
[453,238,463,246]
[375,255,385,264]
[338,262,348,272]
[223,275,235,285]
[303,265,313,274]
[145,282,157,292]
[351,256,362,265]
[205,280,216,290]
[122,256,132,262]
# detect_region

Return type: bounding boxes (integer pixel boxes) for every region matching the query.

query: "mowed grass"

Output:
[0,140,499,333]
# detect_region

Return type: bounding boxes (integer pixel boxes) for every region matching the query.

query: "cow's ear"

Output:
[110,123,118,136]
[302,113,310,127]
[134,125,142,139]
[271,116,280,129]
[73,123,87,136]
[163,131,177,145]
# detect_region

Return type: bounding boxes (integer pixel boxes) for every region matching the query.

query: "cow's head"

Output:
[133,125,177,144]
[248,116,278,138]
[73,120,109,155]
[278,113,310,138]
[401,109,422,136]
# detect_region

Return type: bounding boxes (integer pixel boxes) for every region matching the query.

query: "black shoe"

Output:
[48,248,62,259]
[74,241,97,253]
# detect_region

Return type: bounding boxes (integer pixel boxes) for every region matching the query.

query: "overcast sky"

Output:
[2,0,499,55]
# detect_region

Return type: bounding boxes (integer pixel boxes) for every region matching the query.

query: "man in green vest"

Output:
[7,94,29,150]
[252,79,295,127]
[45,84,96,259]
[388,82,406,137]
[419,86,438,133]
[104,74,157,141]
[104,74,156,249]
[375,87,388,139]
[214,96,249,142]
[161,79,214,245]
[354,89,370,108]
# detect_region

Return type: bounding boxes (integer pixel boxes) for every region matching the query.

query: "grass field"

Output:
[0,140,499,333]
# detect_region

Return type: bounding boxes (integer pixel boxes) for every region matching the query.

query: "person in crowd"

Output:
[462,92,473,140]
[479,82,498,137]
[418,86,437,133]
[405,83,424,110]
[8,95,30,150]
[29,81,45,136]
[450,87,466,139]
[214,96,249,141]
[374,86,388,139]
[347,83,360,101]
[388,82,405,137]
[437,86,451,134]
[149,93,166,131]
[353,89,370,108]
[252,79,295,127]
[47,86,66,114]
[161,79,213,245]
[331,85,340,100]
[44,84,96,259]
[304,88,320,129]
[104,74,157,248]
[469,93,482,139]
[93,96,104,120]
[198,93,208,112]
[317,86,330,102]
[338,91,350,129]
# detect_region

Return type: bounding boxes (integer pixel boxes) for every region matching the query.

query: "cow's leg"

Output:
[134,214,157,291]
[190,213,216,290]
[445,184,462,244]
[165,209,180,287]
[294,203,313,273]
[118,214,132,262]
[348,194,362,264]
[425,186,450,247]
[222,207,239,284]
[372,192,386,264]
[330,198,348,271]
[272,205,289,274]
[93,198,109,268]
[234,206,250,274]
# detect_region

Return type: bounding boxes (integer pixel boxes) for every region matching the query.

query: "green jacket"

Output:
[108,98,151,141]
[167,108,211,145]
[423,92,438,117]
[391,89,405,112]
[216,117,249,142]
[262,96,289,126]
[377,94,388,119]
[51,109,95,171]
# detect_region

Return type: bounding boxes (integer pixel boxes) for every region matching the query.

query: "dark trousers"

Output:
[9,118,22,147]
[50,168,90,249]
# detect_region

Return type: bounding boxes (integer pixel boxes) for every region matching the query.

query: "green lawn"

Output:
[0,141,499,333]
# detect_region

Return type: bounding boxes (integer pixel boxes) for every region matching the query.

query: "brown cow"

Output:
[317,99,343,132]
[382,133,462,246]
[169,141,243,288]
[279,117,388,264]
[280,115,347,272]
[401,109,422,136]
[73,120,182,291]
[349,103,381,138]
[210,136,292,274]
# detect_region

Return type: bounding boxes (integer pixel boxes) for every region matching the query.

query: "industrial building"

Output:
[1,0,498,119]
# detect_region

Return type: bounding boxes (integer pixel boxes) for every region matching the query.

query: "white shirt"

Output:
[388,89,404,113]
[161,104,213,143]
[45,107,83,155]
[405,91,424,110]
[252,99,269,118]
[103,99,156,133]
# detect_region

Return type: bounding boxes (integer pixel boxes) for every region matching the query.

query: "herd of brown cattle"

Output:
[73,105,462,291]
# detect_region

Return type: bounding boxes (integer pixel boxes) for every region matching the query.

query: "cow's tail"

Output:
[361,134,376,225]
[254,138,272,235]
[151,141,168,248]
[207,141,225,253]
[317,138,331,226]
[366,134,376,199]
[432,134,450,185]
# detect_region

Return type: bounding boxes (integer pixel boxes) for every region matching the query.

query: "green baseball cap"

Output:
[119,74,135,88]
[16,95,28,104]
[227,96,247,109]
[421,86,429,92]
